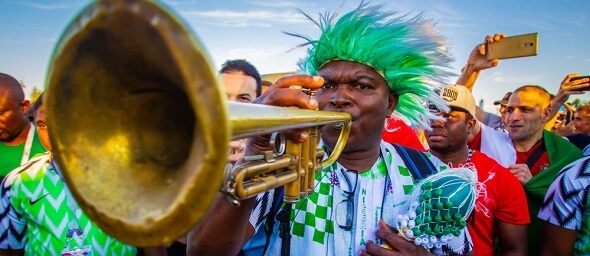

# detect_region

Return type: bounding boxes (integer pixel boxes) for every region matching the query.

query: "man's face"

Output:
[34,105,51,151]
[505,91,549,142]
[220,72,257,103]
[316,60,397,152]
[0,88,29,143]
[425,109,474,154]
[574,112,590,135]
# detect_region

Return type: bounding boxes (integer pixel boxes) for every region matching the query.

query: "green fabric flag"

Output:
[524,130,583,256]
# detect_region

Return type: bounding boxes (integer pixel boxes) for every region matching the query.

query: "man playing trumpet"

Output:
[188,3,473,255]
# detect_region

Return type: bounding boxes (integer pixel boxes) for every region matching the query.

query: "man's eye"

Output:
[322,83,336,89]
[358,84,369,90]
[237,97,251,103]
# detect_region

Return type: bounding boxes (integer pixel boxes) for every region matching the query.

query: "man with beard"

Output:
[426,85,529,256]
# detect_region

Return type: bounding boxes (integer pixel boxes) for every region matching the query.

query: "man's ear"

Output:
[20,100,30,114]
[467,118,476,133]
[387,92,399,117]
[541,107,553,123]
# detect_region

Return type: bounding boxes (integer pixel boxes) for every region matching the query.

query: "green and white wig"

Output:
[292,2,454,129]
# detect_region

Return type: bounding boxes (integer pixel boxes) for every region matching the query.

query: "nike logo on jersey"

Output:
[29,193,49,205]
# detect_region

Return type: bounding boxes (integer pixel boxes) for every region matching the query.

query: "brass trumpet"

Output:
[45,0,351,247]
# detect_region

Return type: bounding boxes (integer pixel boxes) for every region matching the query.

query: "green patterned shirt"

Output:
[0,153,136,255]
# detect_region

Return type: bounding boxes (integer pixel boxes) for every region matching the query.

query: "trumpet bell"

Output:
[45,0,229,246]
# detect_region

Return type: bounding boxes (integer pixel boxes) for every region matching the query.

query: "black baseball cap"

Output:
[493,92,512,106]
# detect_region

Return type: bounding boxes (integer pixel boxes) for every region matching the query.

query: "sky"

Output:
[1,0,589,113]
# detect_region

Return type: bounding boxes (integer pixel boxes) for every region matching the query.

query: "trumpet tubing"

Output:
[45,0,351,247]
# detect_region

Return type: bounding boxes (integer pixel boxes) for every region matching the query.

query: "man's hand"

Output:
[509,164,533,184]
[466,33,506,72]
[360,220,432,256]
[547,74,589,122]
[254,75,322,110]
[243,75,324,157]
[553,74,589,104]
[456,33,506,90]
[554,120,575,136]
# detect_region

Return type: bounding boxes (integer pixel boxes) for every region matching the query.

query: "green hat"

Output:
[293,3,454,128]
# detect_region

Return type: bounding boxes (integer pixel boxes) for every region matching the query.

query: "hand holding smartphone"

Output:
[486,33,538,60]
[570,76,590,91]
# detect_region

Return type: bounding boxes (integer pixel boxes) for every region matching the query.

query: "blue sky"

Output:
[1,0,589,112]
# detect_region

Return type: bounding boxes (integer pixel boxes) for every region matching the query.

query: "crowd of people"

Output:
[1,1,590,256]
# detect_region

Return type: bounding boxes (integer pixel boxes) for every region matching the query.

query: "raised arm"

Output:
[455,33,505,90]
[548,73,590,121]
[456,34,505,124]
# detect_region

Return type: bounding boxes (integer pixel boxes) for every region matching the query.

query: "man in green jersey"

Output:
[0,73,46,180]
[0,94,165,255]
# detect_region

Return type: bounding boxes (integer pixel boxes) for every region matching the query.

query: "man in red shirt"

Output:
[455,33,584,255]
[425,84,530,256]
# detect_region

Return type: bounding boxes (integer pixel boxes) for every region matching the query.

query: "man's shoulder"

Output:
[472,151,519,181]
[546,129,578,144]
[557,156,590,184]
[472,151,503,166]
[544,130,583,156]
[3,153,51,187]
[480,123,510,140]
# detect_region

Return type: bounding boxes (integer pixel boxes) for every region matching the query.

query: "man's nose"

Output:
[507,110,520,122]
[430,118,445,128]
[329,86,352,108]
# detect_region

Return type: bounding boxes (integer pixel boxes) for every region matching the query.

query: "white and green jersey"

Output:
[0,153,136,255]
[249,141,473,255]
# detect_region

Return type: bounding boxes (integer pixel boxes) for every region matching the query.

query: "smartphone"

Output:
[571,76,590,91]
[565,110,575,124]
[486,33,538,60]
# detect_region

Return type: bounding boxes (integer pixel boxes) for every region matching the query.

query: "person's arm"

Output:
[548,74,589,121]
[455,33,505,90]
[187,193,257,255]
[496,220,527,256]
[475,106,486,123]
[186,75,324,255]
[539,222,577,256]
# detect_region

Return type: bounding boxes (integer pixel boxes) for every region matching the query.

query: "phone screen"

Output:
[566,110,575,124]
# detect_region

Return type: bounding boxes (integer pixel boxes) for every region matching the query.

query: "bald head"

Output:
[0,73,25,103]
[0,73,30,143]
[512,85,551,109]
